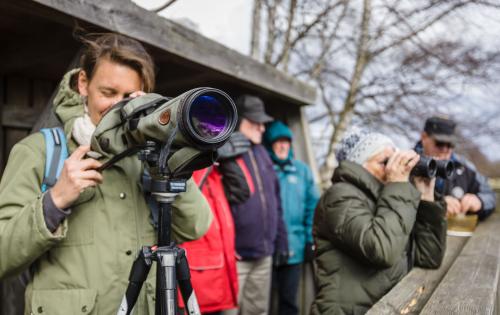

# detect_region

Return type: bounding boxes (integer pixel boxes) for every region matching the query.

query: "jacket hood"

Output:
[263,121,294,165]
[332,160,383,201]
[53,69,86,135]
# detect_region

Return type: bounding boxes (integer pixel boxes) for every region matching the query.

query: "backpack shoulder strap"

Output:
[40,127,69,193]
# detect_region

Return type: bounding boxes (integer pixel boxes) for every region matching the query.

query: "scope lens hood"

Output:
[179,87,238,149]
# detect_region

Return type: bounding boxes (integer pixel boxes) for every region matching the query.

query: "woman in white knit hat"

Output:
[310,128,447,315]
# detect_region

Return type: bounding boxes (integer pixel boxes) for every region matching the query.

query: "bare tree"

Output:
[150,0,179,13]
[250,0,264,58]
[251,0,500,186]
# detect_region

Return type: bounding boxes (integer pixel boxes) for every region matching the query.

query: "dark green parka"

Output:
[311,161,447,315]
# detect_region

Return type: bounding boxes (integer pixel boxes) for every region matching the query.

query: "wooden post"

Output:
[0,76,31,315]
[4,77,30,156]
[0,51,81,315]
[0,76,4,174]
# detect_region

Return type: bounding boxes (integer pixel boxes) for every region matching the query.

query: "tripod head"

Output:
[138,140,188,203]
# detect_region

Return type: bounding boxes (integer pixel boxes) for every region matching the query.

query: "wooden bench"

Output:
[368,209,500,314]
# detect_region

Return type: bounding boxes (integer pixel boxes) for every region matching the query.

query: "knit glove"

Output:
[217,132,251,160]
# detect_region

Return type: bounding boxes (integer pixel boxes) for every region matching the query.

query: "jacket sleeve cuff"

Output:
[477,192,495,211]
[417,200,446,224]
[37,193,68,240]
[476,207,493,221]
[43,191,71,233]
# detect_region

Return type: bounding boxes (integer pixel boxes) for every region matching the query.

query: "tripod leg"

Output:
[117,247,153,315]
[176,248,201,315]
[156,248,178,315]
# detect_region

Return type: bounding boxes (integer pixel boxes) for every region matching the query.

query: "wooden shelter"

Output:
[0,0,317,314]
[0,0,317,173]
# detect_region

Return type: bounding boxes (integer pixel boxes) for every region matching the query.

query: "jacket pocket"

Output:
[185,250,226,307]
[188,250,224,270]
[30,288,97,315]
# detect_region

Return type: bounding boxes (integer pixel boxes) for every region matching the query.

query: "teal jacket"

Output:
[264,121,319,264]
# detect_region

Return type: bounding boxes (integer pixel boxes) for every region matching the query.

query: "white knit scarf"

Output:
[72,104,102,159]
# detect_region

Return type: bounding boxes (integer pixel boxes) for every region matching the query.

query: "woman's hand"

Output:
[444,195,462,215]
[385,150,420,183]
[414,176,436,202]
[50,146,103,209]
[460,193,482,213]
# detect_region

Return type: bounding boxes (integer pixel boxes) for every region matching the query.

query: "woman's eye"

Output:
[101,90,114,97]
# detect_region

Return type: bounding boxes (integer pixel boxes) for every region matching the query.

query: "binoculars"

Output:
[411,156,455,179]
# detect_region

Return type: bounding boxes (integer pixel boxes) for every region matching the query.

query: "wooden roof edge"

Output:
[32,0,317,106]
[490,178,500,191]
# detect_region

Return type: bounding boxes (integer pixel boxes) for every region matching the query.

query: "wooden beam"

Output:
[420,212,500,314]
[367,236,469,315]
[155,72,215,94]
[30,0,316,106]
[0,77,4,173]
[2,106,39,129]
[4,78,30,158]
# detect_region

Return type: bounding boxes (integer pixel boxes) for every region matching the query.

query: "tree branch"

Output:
[151,0,179,13]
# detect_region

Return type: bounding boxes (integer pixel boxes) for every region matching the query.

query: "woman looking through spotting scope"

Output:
[0,33,212,314]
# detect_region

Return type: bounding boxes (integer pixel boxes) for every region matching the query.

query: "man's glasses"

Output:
[434,140,454,149]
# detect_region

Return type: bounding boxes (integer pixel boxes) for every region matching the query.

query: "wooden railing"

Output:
[367,236,469,315]
[368,182,500,314]
[490,178,500,192]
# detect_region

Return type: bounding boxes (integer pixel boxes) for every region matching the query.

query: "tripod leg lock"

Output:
[117,247,154,315]
[176,248,201,315]
[176,248,191,281]
[129,246,153,283]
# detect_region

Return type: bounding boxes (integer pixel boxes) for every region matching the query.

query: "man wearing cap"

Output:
[218,95,288,315]
[415,116,496,220]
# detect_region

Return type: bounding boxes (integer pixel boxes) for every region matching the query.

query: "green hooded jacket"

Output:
[311,161,446,315]
[0,70,212,315]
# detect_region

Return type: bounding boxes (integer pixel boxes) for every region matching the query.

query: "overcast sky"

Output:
[133,0,252,54]
[132,0,500,162]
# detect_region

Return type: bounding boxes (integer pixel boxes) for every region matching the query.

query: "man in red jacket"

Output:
[179,167,239,315]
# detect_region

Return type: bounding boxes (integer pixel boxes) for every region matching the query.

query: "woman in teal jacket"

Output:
[264,121,319,315]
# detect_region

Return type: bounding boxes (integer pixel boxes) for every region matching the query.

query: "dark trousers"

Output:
[271,263,302,315]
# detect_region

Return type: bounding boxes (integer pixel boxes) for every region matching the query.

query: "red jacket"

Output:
[178,167,238,313]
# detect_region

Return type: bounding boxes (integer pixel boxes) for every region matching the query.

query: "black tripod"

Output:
[116,143,201,315]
